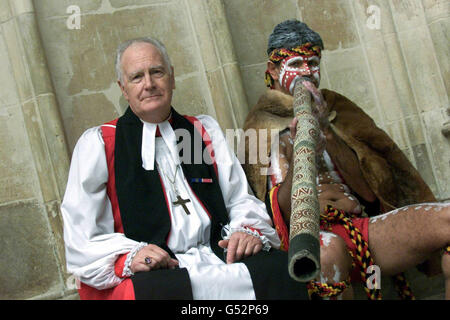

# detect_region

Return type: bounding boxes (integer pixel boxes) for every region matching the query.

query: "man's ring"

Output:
[144,257,152,265]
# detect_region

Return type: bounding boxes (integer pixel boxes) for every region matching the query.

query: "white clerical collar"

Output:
[140,112,179,171]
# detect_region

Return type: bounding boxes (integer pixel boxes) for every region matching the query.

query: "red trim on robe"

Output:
[78,280,135,300]
[101,119,124,233]
[75,121,135,300]
[246,226,262,236]
[184,115,218,178]
[77,115,218,299]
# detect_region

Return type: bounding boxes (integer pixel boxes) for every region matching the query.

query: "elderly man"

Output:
[243,20,450,299]
[61,37,308,300]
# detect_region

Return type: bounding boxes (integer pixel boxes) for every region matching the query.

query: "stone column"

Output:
[350,0,447,199]
[422,0,449,93]
[417,0,450,198]
[0,0,70,299]
[185,0,249,131]
[421,0,450,140]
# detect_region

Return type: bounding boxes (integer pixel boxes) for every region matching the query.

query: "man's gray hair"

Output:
[115,37,172,83]
[267,19,324,56]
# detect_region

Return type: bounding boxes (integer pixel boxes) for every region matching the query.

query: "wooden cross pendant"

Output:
[173,195,191,215]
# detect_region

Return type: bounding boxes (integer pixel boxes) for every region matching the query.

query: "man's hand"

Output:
[218,231,263,264]
[301,80,329,130]
[288,116,326,156]
[317,182,361,215]
[130,244,179,273]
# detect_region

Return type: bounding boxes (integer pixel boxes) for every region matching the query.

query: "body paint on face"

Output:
[265,43,322,89]
[279,54,321,94]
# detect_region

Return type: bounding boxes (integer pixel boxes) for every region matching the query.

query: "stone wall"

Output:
[0,0,448,299]
[225,0,450,200]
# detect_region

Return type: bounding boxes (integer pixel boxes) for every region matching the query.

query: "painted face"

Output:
[119,42,175,123]
[279,54,321,94]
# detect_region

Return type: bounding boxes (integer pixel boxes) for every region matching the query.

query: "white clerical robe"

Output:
[61,114,281,299]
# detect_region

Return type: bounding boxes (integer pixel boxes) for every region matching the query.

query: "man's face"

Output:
[118,42,175,123]
[279,54,321,90]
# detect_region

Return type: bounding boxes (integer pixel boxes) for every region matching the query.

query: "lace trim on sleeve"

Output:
[122,242,148,277]
[221,225,271,252]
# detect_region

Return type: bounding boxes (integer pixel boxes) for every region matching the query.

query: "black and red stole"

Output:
[114,107,229,259]
[105,107,309,300]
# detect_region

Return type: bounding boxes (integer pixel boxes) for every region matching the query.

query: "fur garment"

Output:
[242,89,436,212]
